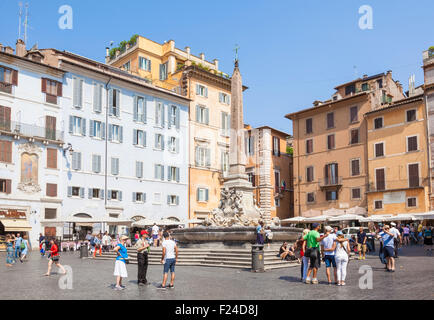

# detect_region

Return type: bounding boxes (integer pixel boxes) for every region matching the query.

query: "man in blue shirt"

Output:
[321,226,337,285]
[14,233,23,258]
[378,225,396,272]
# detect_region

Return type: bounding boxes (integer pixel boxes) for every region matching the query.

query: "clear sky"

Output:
[1,0,433,134]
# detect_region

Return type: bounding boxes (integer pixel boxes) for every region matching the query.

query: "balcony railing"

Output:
[0,82,12,94]
[319,176,343,188]
[0,120,64,142]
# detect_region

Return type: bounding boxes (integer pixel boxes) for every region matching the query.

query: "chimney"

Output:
[168,40,175,51]
[16,39,26,57]
[185,46,191,60]
[105,47,110,63]
[200,53,205,61]
[213,59,219,70]
[5,46,14,55]
[363,74,368,79]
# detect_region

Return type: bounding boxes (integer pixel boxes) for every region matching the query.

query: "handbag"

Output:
[304,247,312,258]
[20,242,26,249]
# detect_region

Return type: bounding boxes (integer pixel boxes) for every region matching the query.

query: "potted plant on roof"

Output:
[429,46,434,57]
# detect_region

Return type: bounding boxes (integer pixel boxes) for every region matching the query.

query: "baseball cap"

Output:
[325,226,333,232]
[390,222,396,227]
[312,223,320,229]
[141,230,148,236]
[337,230,343,235]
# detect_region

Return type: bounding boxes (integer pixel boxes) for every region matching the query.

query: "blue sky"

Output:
[1,0,433,134]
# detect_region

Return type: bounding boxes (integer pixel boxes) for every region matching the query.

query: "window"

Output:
[72,77,84,108]
[351,159,360,176]
[374,200,383,210]
[139,57,151,71]
[219,92,230,105]
[361,83,369,91]
[326,190,338,201]
[406,109,416,122]
[221,112,230,136]
[71,152,82,171]
[154,164,164,180]
[407,136,418,152]
[247,172,256,187]
[375,142,384,157]
[93,83,103,113]
[133,192,146,203]
[197,188,209,202]
[0,140,12,163]
[90,188,103,200]
[0,179,11,194]
[169,105,179,129]
[273,137,281,156]
[306,166,314,182]
[407,197,417,208]
[350,129,359,144]
[44,208,56,220]
[108,190,122,201]
[306,118,313,134]
[196,84,208,97]
[155,102,164,127]
[69,116,86,136]
[408,163,420,188]
[92,154,101,173]
[109,124,123,143]
[324,163,339,185]
[196,105,209,124]
[168,166,180,182]
[350,106,358,123]
[136,161,144,178]
[45,116,57,140]
[306,139,313,154]
[154,134,164,150]
[307,192,315,203]
[375,168,385,191]
[42,78,62,104]
[377,79,383,89]
[159,62,168,80]
[111,157,119,175]
[70,186,82,197]
[46,183,57,197]
[274,170,281,193]
[247,135,255,156]
[351,188,361,200]
[0,65,17,91]
[134,96,146,123]
[133,129,146,147]
[168,136,178,153]
[47,148,57,169]
[345,84,356,95]
[275,198,280,207]
[195,146,210,167]
[327,112,334,129]
[90,120,104,139]
[122,61,130,71]
[109,88,120,117]
[221,151,229,175]
[327,134,335,150]
[167,195,180,206]
[0,105,11,131]
[374,117,383,129]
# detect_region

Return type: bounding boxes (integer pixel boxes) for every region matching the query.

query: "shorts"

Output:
[152,234,158,240]
[324,255,336,268]
[403,234,409,237]
[163,258,176,273]
[357,244,367,253]
[383,246,395,258]
[424,237,433,246]
[51,255,60,262]
[308,247,320,269]
[114,260,128,278]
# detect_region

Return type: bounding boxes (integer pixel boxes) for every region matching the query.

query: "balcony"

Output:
[0,120,64,142]
[0,82,12,94]
[319,176,343,190]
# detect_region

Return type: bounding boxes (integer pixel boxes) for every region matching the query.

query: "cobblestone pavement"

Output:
[1,246,433,300]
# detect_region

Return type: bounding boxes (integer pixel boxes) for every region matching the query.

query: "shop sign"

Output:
[0,210,26,219]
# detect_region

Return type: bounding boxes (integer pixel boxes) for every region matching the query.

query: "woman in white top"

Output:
[325,230,350,286]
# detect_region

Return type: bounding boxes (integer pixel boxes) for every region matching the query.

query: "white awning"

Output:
[387,214,417,221]
[0,219,32,232]
[413,212,434,220]
[187,219,204,224]
[304,215,329,222]
[281,217,306,223]
[360,215,393,222]
[328,214,365,222]
[64,216,132,226]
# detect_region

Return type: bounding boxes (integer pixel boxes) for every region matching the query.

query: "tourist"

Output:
[135,230,150,285]
[417,223,424,245]
[44,239,66,276]
[378,225,396,272]
[19,234,30,263]
[423,226,433,256]
[356,227,367,260]
[390,222,401,258]
[402,225,410,246]
[152,223,159,247]
[39,233,45,246]
[256,221,265,245]
[134,231,140,244]
[5,234,16,267]
[14,233,23,259]
[279,242,296,261]
[321,226,337,285]
[325,231,350,286]
[303,223,330,284]
[298,229,310,282]
[113,235,129,290]
[102,232,112,253]
[158,231,178,289]
[93,234,102,258]
[264,226,273,248]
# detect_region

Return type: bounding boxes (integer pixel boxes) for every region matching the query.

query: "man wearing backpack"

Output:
[303,223,330,284]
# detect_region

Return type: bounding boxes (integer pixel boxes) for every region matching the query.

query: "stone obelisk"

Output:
[223,60,262,219]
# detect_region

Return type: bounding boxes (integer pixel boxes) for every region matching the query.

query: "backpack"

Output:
[20,241,26,249]
[90,237,96,246]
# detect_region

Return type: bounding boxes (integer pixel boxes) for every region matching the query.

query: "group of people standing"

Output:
[5,233,30,266]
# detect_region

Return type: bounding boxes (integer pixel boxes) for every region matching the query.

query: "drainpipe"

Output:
[424,94,432,210]
[104,76,113,214]
[297,118,301,217]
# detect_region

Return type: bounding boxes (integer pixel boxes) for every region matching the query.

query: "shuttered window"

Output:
[111,157,119,175]
[327,134,335,150]
[0,65,18,85]
[93,83,103,113]
[195,147,210,167]
[47,148,57,169]
[0,105,11,131]
[407,197,417,207]
[134,96,147,123]
[0,140,12,163]
[407,136,418,152]
[374,117,383,129]
[197,188,209,202]
[351,188,361,199]
[109,88,120,117]
[0,179,11,194]
[71,152,82,171]
[136,161,144,178]
[351,159,360,176]
[46,183,57,197]
[167,166,180,182]
[350,106,358,123]
[374,200,383,209]
[375,143,384,157]
[306,166,314,182]
[375,168,385,191]
[307,192,315,203]
[45,116,57,140]
[306,118,313,134]
[327,112,334,129]
[306,139,313,154]
[154,164,164,180]
[350,129,359,144]
[406,109,416,122]
[92,154,101,173]
[73,77,84,108]
[408,163,419,188]
[196,105,209,125]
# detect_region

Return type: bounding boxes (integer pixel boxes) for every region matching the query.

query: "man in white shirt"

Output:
[102,232,112,252]
[152,223,159,247]
[321,226,337,285]
[390,222,401,258]
[158,232,178,289]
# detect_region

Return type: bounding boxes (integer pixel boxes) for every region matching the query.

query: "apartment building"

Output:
[423,48,434,209]
[365,95,430,215]
[0,40,65,246]
[245,125,293,220]
[107,35,238,221]
[286,72,405,217]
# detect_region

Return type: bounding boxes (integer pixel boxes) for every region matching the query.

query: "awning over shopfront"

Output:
[281,217,306,223]
[328,214,365,222]
[0,219,32,232]
[64,216,132,226]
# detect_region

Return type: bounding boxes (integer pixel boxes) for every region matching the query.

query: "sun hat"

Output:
[140,230,148,236]
[390,222,396,227]
[325,226,333,232]
[120,235,129,241]
[337,230,343,236]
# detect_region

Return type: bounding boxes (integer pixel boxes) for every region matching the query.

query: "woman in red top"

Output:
[44,239,66,276]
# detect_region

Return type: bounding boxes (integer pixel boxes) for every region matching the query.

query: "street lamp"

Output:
[63,143,74,156]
